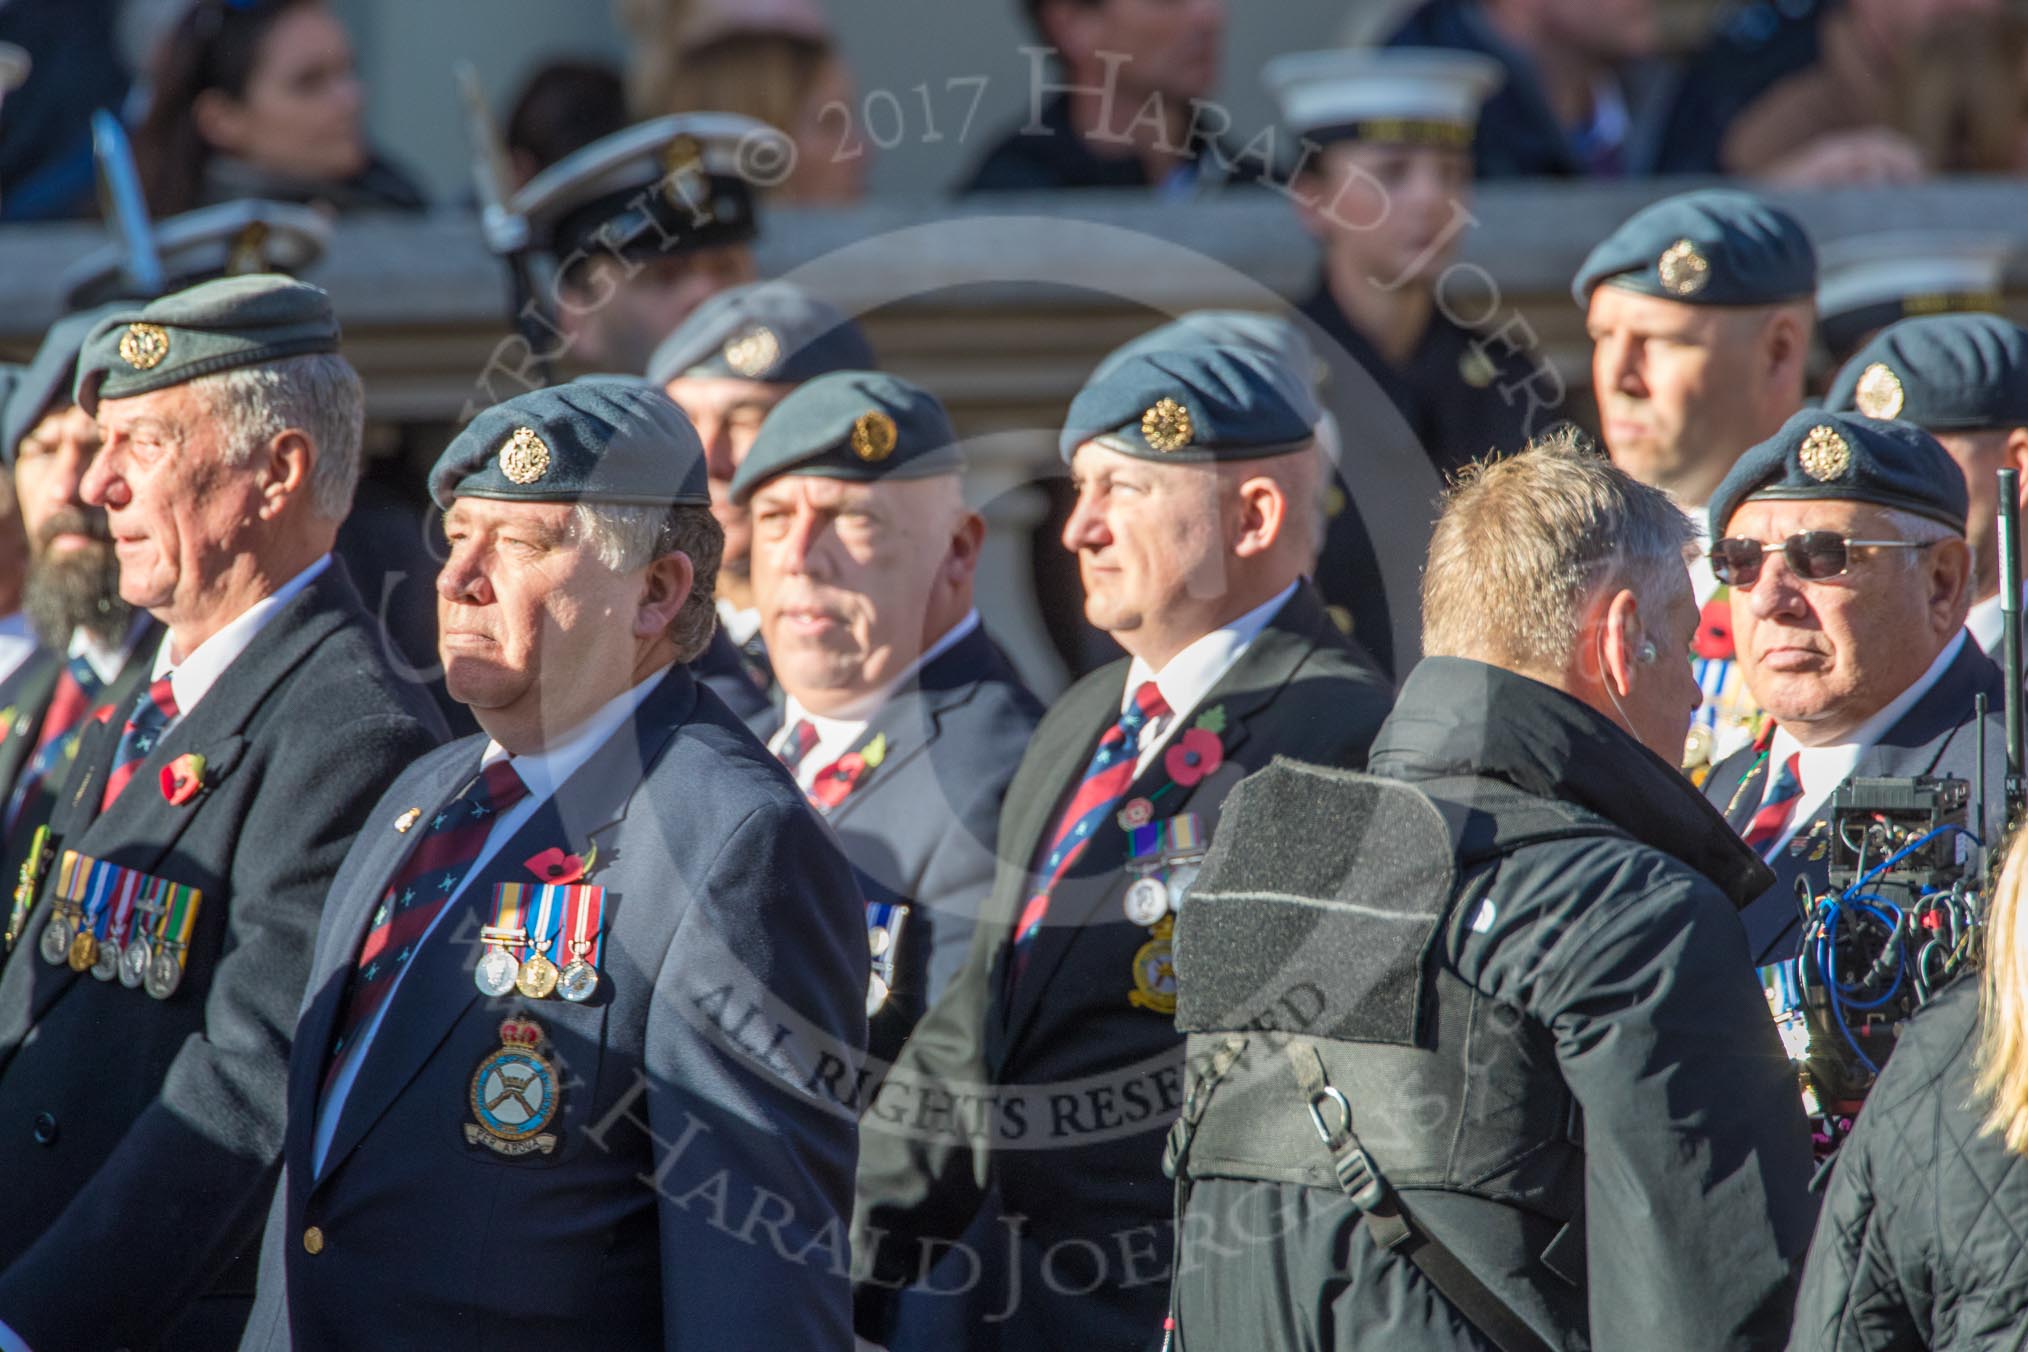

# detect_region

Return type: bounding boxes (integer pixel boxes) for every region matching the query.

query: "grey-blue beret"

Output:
[1709,408,1967,538]
[645,282,875,388]
[430,378,710,510]
[1574,189,1816,308]
[74,274,339,414]
[1825,313,2028,432]
[3,304,122,464]
[729,370,961,506]
[1061,344,1316,463]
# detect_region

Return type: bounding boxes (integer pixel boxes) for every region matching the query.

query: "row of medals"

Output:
[475,928,599,1003]
[40,903,186,999]
[1124,854,1200,927]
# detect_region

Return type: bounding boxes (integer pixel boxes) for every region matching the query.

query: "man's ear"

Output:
[1761,305,1811,393]
[943,510,987,587]
[256,429,314,518]
[1928,535,1975,632]
[2005,425,2028,481]
[1230,474,1288,560]
[637,550,695,640]
[1600,587,1643,699]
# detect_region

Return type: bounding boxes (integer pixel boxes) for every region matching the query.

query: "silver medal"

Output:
[474,946,519,998]
[868,925,891,957]
[557,958,598,1003]
[119,937,151,988]
[1166,862,1201,911]
[866,971,890,1015]
[38,913,72,966]
[90,936,121,981]
[1123,876,1169,927]
[144,948,183,1000]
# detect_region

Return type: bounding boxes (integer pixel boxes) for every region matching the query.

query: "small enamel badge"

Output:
[394,807,422,833]
[466,1018,560,1156]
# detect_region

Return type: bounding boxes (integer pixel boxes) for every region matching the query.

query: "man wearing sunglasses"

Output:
[1701,409,2006,964]
[1825,313,2028,660]
[1576,189,1816,779]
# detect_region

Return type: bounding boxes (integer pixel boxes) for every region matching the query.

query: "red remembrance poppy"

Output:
[1164,728,1224,786]
[1694,596,1734,662]
[809,753,867,810]
[525,847,588,885]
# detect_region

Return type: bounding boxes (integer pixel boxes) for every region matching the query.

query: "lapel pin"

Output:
[394,807,422,833]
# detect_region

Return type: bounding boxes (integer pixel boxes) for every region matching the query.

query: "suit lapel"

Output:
[312,668,696,1187]
[1005,591,1327,1038]
[0,656,63,799]
[822,628,996,828]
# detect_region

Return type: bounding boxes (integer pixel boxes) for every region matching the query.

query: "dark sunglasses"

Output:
[1708,531,1939,588]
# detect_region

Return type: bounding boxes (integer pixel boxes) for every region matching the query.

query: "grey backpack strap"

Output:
[1284,1040,1557,1352]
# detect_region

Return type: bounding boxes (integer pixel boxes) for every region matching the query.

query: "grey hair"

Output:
[569,501,724,662]
[1422,425,1695,672]
[187,354,364,521]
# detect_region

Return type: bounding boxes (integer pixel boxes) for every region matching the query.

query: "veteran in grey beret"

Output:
[0,274,449,1352]
[244,377,868,1351]
[648,281,878,731]
[729,369,1039,1067]
[1827,313,2028,658]
[1701,409,2004,965]
[853,344,1392,1350]
[1579,187,1818,777]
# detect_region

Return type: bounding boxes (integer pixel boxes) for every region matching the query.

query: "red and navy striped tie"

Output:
[4,658,102,835]
[99,676,178,812]
[323,759,529,1090]
[1744,752,1805,857]
[777,718,819,778]
[1009,680,1170,983]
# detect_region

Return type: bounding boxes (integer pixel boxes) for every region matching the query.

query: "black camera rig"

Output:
[1761,470,2026,1155]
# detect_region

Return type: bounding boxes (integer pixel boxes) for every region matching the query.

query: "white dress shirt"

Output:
[311,665,667,1178]
[1761,631,1968,854]
[1121,581,1297,777]
[148,554,331,730]
[72,612,153,687]
[1964,583,2028,656]
[716,598,764,649]
[768,610,981,793]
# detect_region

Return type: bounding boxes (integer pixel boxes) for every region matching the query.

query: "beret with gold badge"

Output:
[1573,188,1816,308]
[728,370,961,505]
[1826,313,2028,433]
[73,273,339,414]
[430,378,710,510]
[1060,344,1317,464]
[1709,408,1967,539]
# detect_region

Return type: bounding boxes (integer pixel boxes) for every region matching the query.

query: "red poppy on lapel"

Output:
[92,705,116,724]
[160,753,207,806]
[809,752,868,810]
[526,846,590,885]
[1695,595,1734,661]
[1165,728,1224,786]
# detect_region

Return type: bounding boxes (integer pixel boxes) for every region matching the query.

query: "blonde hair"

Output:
[1977,829,2028,1153]
[1421,426,1693,672]
[631,27,833,137]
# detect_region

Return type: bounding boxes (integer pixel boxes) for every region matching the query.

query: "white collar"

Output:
[478,663,671,800]
[1965,585,2026,655]
[69,612,152,686]
[1121,581,1296,722]
[779,608,982,735]
[151,555,330,716]
[716,598,763,648]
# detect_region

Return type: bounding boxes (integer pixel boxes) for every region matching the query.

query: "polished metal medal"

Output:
[1123,876,1169,928]
[66,929,98,973]
[866,971,890,1015]
[119,937,151,988]
[90,936,121,981]
[474,946,519,998]
[144,948,184,1000]
[557,958,598,1003]
[38,913,73,965]
[516,950,559,1000]
[1165,861,1202,912]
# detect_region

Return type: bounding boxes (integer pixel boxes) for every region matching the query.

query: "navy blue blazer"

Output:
[807,623,1042,1068]
[1703,640,2007,966]
[0,563,448,1352]
[851,582,1393,1351]
[240,664,868,1352]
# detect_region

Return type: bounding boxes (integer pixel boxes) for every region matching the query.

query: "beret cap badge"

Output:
[850,410,898,462]
[1854,362,1906,420]
[722,325,780,379]
[1657,238,1711,298]
[1799,425,1851,482]
[499,426,552,485]
[1140,397,1193,453]
[117,322,170,372]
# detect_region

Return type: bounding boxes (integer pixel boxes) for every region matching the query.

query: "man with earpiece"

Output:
[1166,426,1816,1351]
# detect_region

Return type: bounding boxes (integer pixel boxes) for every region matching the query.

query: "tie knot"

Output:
[141,676,178,724]
[1125,681,1170,728]
[477,759,529,812]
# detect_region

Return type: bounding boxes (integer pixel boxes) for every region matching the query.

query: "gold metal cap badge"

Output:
[1657,238,1711,298]
[722,325,780,379]
[851,411,898,462]
[1799,425,1851,482]
[1853,362,1906,420]
[1141,397,1192,452]
[500,426,552,485]
[118,323,170,371]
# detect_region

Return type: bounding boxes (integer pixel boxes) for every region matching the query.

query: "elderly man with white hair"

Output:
[0,275,448,1352]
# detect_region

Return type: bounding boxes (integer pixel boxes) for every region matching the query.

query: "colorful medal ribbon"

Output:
[1164,813,1205,859]
[516,882,567,999]
[145,875,203,999]
[555,884,605,1002]
[5,824,50,950]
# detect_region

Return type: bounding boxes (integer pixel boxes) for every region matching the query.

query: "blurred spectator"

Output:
[132,0,425,216]
[0,0,128,221]
[961,0,1255,195]
[1653,0,2027,183]
[1383,0,1663,177]
[502,58,627,188]
[625,0,864,204]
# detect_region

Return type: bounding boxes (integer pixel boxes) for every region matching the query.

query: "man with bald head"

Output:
[731,370,1040,1067]
[852,345,1392,1350]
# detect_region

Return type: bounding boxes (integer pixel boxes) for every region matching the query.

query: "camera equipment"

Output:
[1761,470,2026,1156]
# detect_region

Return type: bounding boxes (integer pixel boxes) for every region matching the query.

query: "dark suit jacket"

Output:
[851,582,1393,1351]
[0,620,161,974]
[0,562,448,1352]
[1702,639,2006,966]
[240,665,869,1352]
[811,624,1043,1067]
